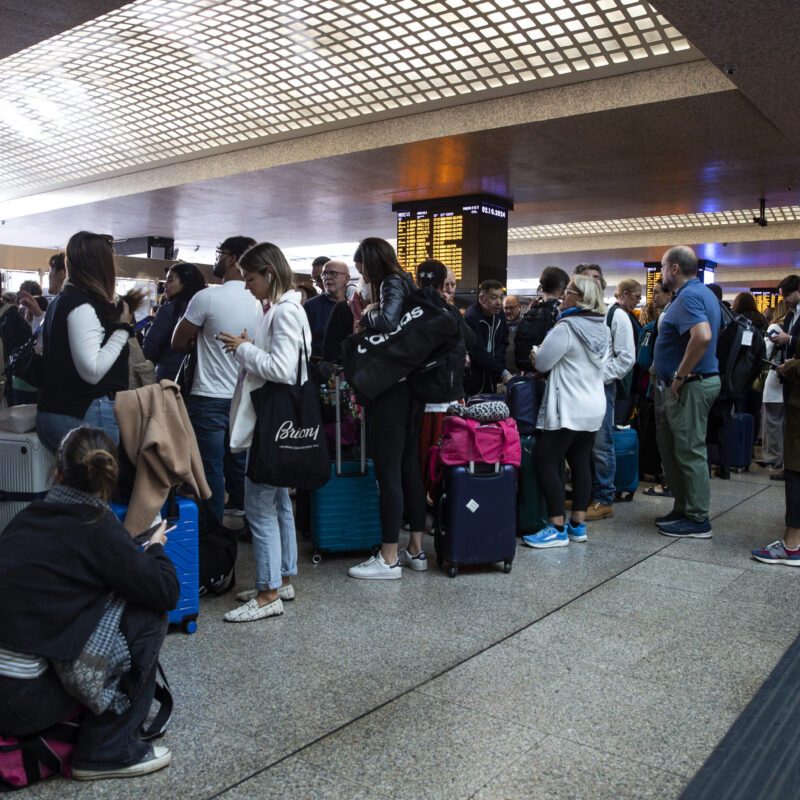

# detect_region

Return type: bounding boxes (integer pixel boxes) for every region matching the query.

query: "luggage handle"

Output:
[467,460,501,476]
[334,373,368,479]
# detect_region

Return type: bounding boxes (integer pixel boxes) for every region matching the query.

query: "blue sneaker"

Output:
[522,525,568,548]
[752,541,800,566]
[567,521,587,543]
[657,517,711,538]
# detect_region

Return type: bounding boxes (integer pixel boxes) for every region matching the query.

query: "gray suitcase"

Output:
[0,431,54,534]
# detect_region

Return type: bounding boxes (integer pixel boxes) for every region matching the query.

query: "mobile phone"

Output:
[134,522,177,546]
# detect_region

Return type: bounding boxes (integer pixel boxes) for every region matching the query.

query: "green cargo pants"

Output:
[656,376,720,523]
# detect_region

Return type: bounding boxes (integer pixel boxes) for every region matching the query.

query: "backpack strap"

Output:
[141,662,173,741]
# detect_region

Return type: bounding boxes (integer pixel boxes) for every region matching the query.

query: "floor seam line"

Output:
[204,490,774,799]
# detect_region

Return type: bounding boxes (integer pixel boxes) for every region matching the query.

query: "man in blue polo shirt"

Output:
[653,245,721,538]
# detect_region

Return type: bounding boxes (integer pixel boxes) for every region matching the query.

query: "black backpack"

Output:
[716,302,766,400]
[514,298,560,370]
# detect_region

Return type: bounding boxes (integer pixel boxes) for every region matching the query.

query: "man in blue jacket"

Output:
[463,279,512,395]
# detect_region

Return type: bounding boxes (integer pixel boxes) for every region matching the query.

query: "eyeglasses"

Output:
[321,270,348,278]
[215,249,231,259]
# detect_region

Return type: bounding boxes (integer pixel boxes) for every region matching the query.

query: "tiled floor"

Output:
[27,465,798,799]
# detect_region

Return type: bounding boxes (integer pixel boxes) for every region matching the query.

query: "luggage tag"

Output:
[741,330,753,346]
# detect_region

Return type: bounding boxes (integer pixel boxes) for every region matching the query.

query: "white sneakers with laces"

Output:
[347,552,402,580]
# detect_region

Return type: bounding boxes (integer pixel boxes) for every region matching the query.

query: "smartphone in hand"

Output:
[134,522,177,548]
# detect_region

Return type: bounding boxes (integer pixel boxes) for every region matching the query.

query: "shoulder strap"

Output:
[605,303,618,327]
[141,662,173,741]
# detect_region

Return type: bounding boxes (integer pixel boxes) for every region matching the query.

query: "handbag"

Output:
[175,347,196,401]
[6,323,44,390]
[429,415,521,482]
[341,287,460,402]
[246,342,330,489]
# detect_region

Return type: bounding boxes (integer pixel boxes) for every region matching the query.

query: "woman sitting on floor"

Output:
[0,426,179,781]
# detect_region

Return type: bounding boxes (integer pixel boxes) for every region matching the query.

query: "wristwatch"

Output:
[671,371,687,382]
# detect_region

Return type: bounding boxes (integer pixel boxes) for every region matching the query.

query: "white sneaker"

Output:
[72,746,172,780]
[347,553,402,580]
[223,597,283,622]
[236,585,295,603]
[399,548,428,571]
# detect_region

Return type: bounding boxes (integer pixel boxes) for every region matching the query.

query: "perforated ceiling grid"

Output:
[0,0,693,197]
[508,206,800,239]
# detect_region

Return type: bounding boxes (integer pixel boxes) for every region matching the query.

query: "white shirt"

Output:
[604,304,636,384]
[66,303,129,384]
[183,281,263,399]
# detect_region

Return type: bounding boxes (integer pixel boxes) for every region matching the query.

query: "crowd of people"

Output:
[0,233,798,783]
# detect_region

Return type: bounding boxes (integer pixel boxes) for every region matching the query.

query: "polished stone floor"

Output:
[27,464,799,800]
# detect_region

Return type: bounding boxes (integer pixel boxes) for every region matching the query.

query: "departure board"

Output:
[752,289,780,313]
[697,258,716,285]
[394,195,512,288]
[644,262,660,303]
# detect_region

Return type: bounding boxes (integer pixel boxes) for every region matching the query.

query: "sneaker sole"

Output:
[403,562,428,571]
[73,753,172,780]
[752,554,800,566]
[521,538,569,549]
[347,571,402,580]
[658,529,712,539]
[567,535,587,543]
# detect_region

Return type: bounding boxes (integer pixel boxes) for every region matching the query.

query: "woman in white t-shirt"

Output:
[217,243,312,623]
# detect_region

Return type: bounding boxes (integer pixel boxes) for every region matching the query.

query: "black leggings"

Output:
[366,381,427,544]
[535,428,595,519]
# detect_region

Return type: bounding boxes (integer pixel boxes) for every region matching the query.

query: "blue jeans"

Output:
[244,477,297,591]
[187,395,246,523]
[36,396,120,454]
[591,382,617,505]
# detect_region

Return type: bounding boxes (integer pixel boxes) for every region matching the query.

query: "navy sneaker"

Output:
[654,509,684,526]
[752,541,800,566]
[658,517,712,538]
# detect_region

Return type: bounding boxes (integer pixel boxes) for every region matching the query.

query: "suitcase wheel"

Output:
[184,620,197,634]
[503,560,512,574]
[312,551,322,565]
[448,565,458,579]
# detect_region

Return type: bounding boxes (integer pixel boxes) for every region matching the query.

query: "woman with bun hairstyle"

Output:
[0,427,179,781]
[142,262,207,380]
[217,242,312,622]
[346,238,428,580]
[36,231,143,452]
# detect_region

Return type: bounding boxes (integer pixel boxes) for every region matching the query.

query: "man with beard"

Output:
[172,236,262,522]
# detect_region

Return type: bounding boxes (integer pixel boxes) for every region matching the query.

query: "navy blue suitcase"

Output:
[110,495,200,633]
[310,376,381,562]
[435,463,516,577]
[612,428,639,501]
[708,412,753,472]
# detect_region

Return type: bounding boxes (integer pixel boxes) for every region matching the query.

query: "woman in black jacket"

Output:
[0,427,179,781]
[142,262,206,381]
[347,238,429,580]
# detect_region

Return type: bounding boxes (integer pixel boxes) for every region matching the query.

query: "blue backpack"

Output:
[637,320,657,369]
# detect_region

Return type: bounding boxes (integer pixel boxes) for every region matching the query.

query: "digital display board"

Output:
[697,258,716,285]
[394,195,513,288]
[752,289,780,313]
[644,262,660,303]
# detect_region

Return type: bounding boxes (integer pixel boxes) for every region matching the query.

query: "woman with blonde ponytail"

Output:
[0,427,180,781]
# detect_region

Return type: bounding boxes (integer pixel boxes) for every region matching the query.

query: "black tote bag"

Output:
[246,343,330,490]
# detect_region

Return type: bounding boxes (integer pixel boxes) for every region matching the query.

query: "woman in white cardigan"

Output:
[217,243,312,623]
[522,275,610,549]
